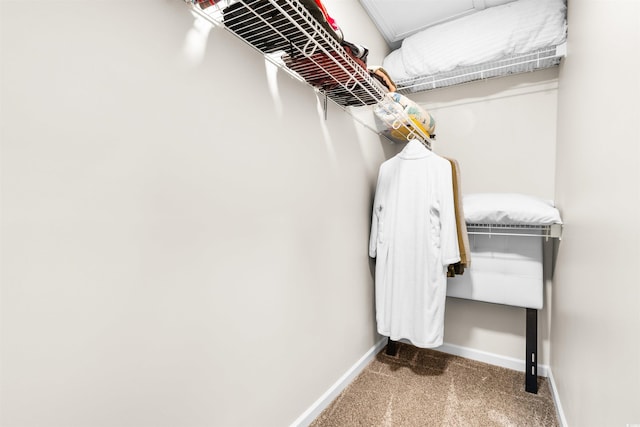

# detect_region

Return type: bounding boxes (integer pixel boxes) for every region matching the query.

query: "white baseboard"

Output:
[290,338,388,427]
[438,343,569,424]
[292,339,565,427]
[546,368,568,427]
[438,342,550,377]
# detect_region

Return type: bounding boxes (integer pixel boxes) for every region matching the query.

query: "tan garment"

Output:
[368,66,397,92]
[444,157,470,276]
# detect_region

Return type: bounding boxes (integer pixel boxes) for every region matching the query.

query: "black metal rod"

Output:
[525,308,538,393]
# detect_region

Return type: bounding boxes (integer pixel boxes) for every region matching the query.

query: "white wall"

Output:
[553,1,640,425]
[412,69,560,366]
[0,1,392,426]
[6,0,638,425]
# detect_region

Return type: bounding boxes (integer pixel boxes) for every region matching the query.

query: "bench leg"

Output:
[525,308,538,394]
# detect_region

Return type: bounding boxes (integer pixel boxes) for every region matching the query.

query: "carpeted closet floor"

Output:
[310,342,559,427]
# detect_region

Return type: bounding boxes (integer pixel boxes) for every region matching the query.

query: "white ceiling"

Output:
[359,0,516,49]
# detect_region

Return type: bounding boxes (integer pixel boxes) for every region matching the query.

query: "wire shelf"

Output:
[185,0,434,148]
[396,44,566,94]
[466,223,563,240]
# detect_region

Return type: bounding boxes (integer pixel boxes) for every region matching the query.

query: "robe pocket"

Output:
[377,220,384,244]
[430,203,441,249]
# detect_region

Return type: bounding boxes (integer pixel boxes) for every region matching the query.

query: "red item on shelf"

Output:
[196,0,219,9]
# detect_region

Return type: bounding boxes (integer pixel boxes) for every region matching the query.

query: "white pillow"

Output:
[463,193,563,225]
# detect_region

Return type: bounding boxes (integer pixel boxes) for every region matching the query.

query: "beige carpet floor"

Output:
[311,342,559,427]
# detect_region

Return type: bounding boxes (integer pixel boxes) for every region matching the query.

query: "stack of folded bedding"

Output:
[383,0,567,84]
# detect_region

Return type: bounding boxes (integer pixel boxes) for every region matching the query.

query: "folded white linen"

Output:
[463,193,563,225]
[383,0,567,81]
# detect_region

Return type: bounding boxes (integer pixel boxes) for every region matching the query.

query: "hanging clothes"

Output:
[369,140,460,348]
[445,157,471,277]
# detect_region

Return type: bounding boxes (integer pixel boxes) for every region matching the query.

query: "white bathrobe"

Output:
[369,140,460,348]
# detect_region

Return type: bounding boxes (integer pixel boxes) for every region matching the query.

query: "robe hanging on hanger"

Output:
[369,140,460,348]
